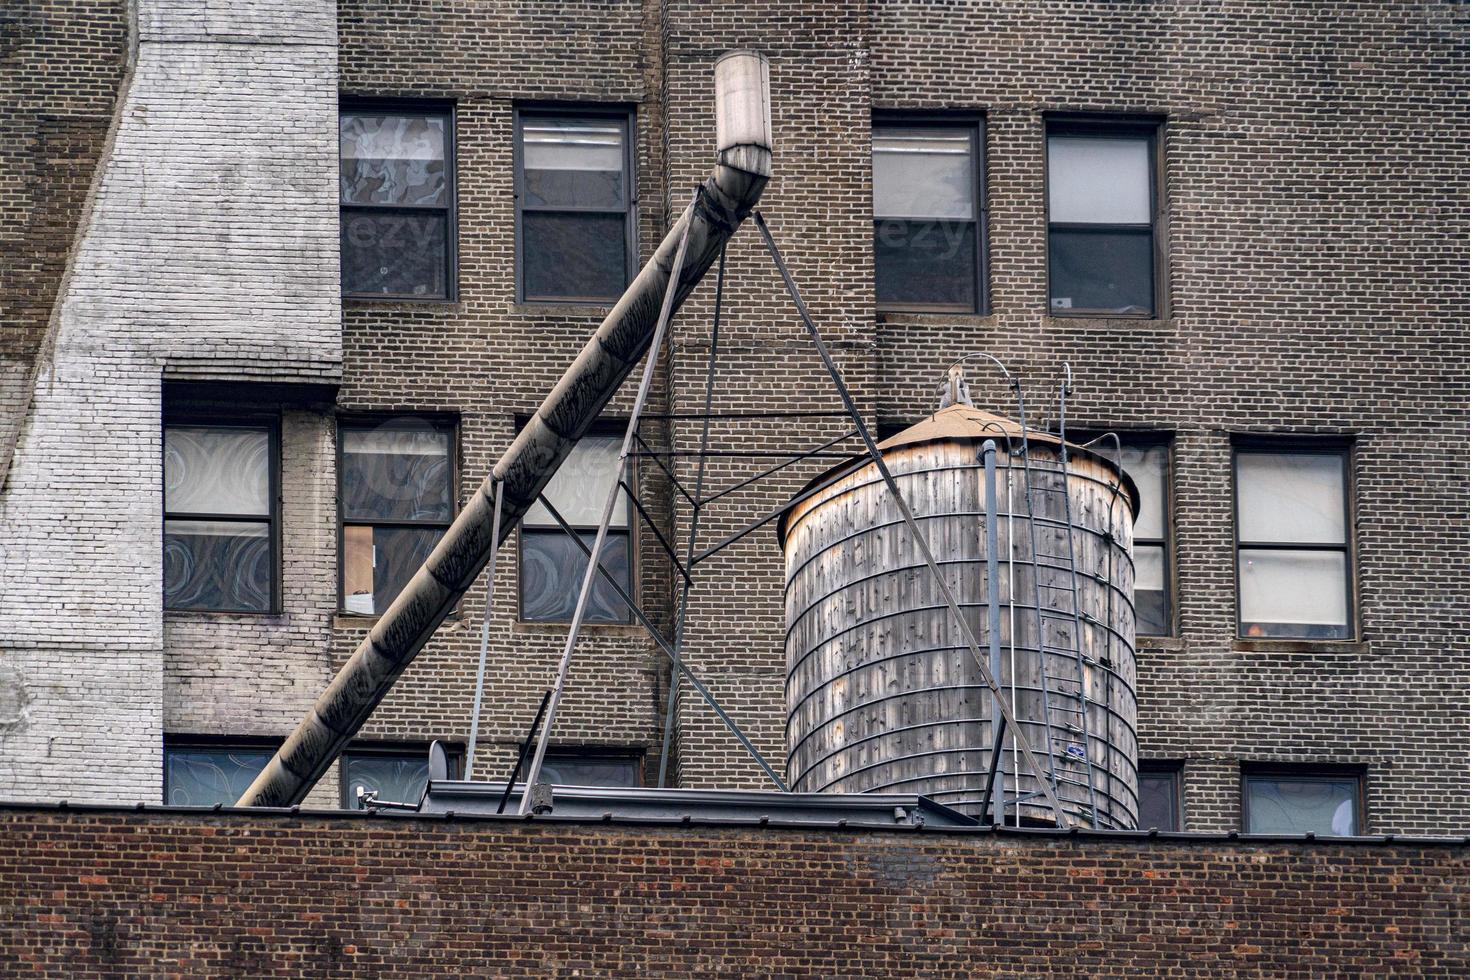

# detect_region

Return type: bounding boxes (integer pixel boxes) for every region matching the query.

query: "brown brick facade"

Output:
[0,806,1466,976]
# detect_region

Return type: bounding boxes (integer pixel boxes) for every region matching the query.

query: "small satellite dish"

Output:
[428,739,449,782]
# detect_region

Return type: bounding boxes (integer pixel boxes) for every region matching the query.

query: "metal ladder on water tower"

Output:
[1013,381,1104,829]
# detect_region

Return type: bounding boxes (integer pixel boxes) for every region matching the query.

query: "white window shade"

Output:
[1238,550,1347,628]
[340,114,445,162]
[164,426,270,516]
[1047,136,1151,224]
[1120,445,1166,540]
[872,128,973,220]
[1134,544,1165,593]
[523,121,624,173]
[525,435,628,528]
[1237,453,1345,544]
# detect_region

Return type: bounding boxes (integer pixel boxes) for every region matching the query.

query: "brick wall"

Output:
[0,806,1466,976]
[0,0,342,804]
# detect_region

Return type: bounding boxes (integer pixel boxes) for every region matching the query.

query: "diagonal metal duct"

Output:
[238,51,773,808]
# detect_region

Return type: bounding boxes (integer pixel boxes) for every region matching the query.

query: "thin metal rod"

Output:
[982,439,1006,825]
[629,449,857,459]
[619,479,691,585]
[633,429,698,510]
[497,690,552,815]
[635,410,852,421]
[697,429,859,507]
[689,472,842,567]
[659,245,726,787]
[536,493,789,791]
[519,202,696,814]
[464,478,505,781]
[754,210,1070,827]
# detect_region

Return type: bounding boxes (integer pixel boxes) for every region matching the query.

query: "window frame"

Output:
[1240,762,1366,836]
[515,420,637,625]
[339,741,464,809]
[1043,114,1165,319]
[1122,434,1174,637]
[162,734,282,807]
[1231,438,1356,641]
[335,412,460,618]
[161,412,282,615]
[1136,760,1184,831]
[513,103,639,305]
[339,97,459,302]
[539,747,646,788]
[871,111,989,315]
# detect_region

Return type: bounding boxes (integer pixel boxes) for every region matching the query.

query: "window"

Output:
[519,431,632,623]
[1119,440,1171,636]
[515,108,635,303]
[163,740,278,807]
[1046,119,1160,316]
[1137,762,1182,831]
[163,420,278,612]
[1243,766,1363,836]
[1234,446,1352,639]
[872,117,985,312]
[541,749,643,787]
[341,744,462,809]
[340,103,455,299]
[339,416,456,615]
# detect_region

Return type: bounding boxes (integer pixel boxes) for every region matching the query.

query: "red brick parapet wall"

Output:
[1,806,1466,976]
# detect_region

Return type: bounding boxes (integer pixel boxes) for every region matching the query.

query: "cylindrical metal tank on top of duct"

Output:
[778,389,1141,828]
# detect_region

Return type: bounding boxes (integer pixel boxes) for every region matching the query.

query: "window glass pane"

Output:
[164,746,274,806]
[342,525,444,616]
[525,435,627,528]
[520,530,631,623]
[340,113,446,207]
[342,421,452,522]
[873,127,974,220]
[1137,771,1178,831]
[874,219,977,310]
[164,426,270,517]
[1120,445,1166,540]
[1048,228,1153,315]
[1238,549,1348,638]
[522,211,627,301]
[343,754,432,808]
[1237,453,1345,544]
[1048,135,1150,224]
[1246,776,1359,836]
[541,753,641,787]
[522,117,625,209]
[342,211,448,297]
[164,519,271,612]
[1134,544,1168,636]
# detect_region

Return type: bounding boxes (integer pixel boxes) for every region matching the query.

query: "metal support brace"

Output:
[754,210,1071,828]
[982,439,1007,824]
[464,478,505,781]
[519,203,695,813]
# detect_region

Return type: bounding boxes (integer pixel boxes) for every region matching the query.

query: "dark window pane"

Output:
[164,519,271,612]
[874,219,977,309]
[1137,771,1178,831]
[164,746,274,806]
[342,422,452,522]
[520,529,631,623]
[342,211,448,298]
[1246,776,1359,836]
[522,116,626,209]
[342,525,444,616]
[541,753,641,787]
[343,754,432,808]
[340,113,447,207]
[522,211,626,302]
[1048,228,1153,315]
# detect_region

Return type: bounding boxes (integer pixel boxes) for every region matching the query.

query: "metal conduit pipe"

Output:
[238,51,773,808]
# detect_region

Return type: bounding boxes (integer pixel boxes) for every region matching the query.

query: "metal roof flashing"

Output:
[417,781,979,828]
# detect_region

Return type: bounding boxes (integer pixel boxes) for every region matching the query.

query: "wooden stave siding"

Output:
[783,439,1139,826]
